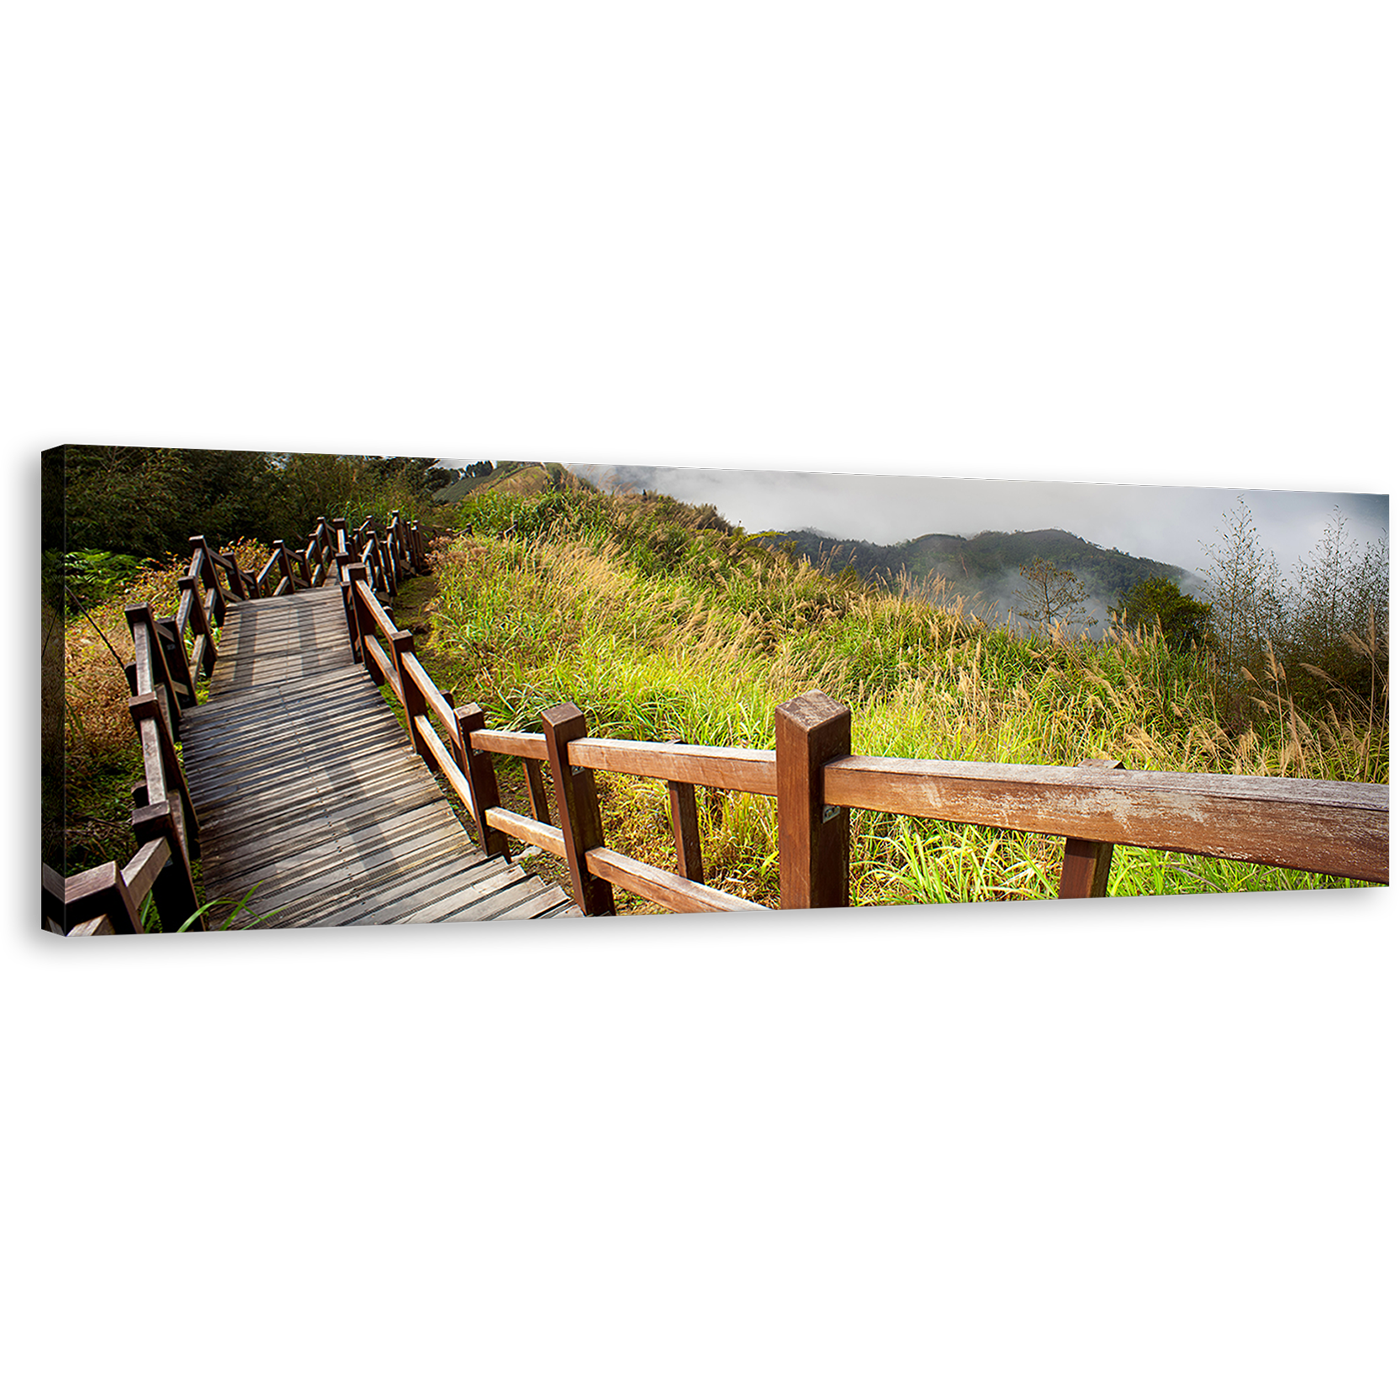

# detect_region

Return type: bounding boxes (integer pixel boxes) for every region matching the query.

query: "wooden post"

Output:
[390,511,405,576]
[366,532,391,596]
[392,630,433,768]
[346,565,383,683]
[1057,758,1127,898]
[662,742,705,883]
[541,702,615,916]
[456,704,510,859]
[776,691,851,909]
[332,517,350,582]
[191,535,232,619]
[524,759,552,826]
[128,692,201,859]
[178,576,218,677]
[126,604,184,739]
[132,800,202,932]
[340,574,362,663]
[155,615,198,710]
[274,540,299,593]
[61,861,146,935]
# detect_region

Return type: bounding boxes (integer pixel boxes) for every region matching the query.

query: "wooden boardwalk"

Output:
[180,588,579,927]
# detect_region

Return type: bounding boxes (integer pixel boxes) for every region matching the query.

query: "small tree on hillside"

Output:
[1198,496,1321,729]
[1200,497,1280,675]
[1117,576,1213,651]
[1014,557,1095,636]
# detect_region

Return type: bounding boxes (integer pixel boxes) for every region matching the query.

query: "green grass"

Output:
[405,481,1388,910]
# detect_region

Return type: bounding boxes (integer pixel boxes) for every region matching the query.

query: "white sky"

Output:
[553,462,1389,584]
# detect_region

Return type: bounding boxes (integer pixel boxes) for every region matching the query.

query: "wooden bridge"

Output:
[47,515,579,934]
[180,588,577,927]
[46,507,1388,935]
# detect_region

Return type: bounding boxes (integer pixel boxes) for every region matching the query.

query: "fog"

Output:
[561,462,1388,585]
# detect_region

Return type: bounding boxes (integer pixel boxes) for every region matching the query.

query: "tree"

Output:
[1286,510,1389,711]
[60,444,205,560]
[1199,497,1280,674]
[1117,575,1212,651]
[372,456,441,497]
[1292,507,1388,650]
[185,447,285,543]
[1014,557,1095,635]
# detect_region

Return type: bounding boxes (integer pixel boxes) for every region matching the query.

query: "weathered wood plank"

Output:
[485,807,568,859]
[1058,758,1126,898]
[821,757,1389,884]
[198,800,463,888]
[507,887,579,920]
[584,848,765,915]
[472,728,549,761]
[339,859,533,927]
[568,736,779,795]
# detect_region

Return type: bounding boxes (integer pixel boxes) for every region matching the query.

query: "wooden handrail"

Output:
[450,697,1388,911]
[47,836,173,935]
[819,756,1388,884]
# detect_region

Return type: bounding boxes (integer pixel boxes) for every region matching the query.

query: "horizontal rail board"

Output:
[123,837,172,907]
[412,715,478,820]
[485,806,567,860]
[566,737,779,795]
[473,729,549,761]
[583,847,767,914]
[821,757,1389,883]
[353,579,397,638]
[401,652,460,736]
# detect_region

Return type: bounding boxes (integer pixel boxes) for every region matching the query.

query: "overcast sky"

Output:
[557,462,1388,584]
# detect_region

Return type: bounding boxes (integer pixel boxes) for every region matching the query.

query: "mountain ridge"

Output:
[757,525,1201,620]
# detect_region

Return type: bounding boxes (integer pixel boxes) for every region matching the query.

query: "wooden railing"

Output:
[45,509,426,934]
[339,574,1390,918]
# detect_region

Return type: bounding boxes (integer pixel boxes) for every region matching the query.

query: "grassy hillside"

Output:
[409,476,1386,912]
[431,462,566,505]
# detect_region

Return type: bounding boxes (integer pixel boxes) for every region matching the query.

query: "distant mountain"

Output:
[759,527,1196,620]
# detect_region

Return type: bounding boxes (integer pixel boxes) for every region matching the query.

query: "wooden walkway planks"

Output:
[206,588,363,696]
[181,587,578,927]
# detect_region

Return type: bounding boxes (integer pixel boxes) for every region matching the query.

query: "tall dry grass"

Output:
[48,541,269,873]
[421,491,1387,908]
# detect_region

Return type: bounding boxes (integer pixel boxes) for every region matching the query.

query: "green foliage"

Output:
[52,549,149,612]
[51,444,446,562]
[174,882,281,932]
[55,445,203,559]
[1117,576,1212,651]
